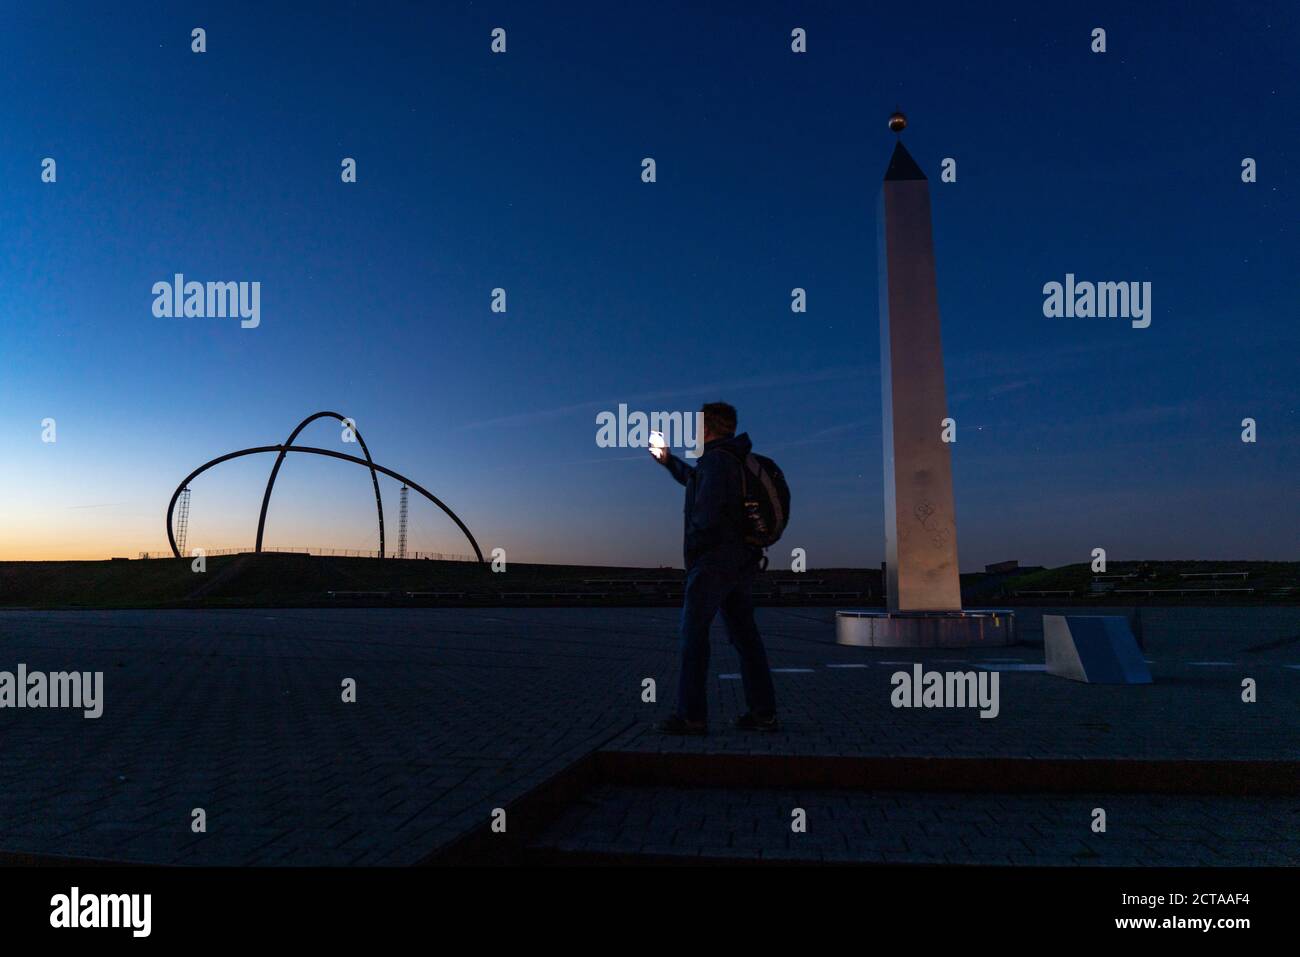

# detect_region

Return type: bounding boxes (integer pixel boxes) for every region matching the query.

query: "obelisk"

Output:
[877,114,961,613]
[837,112,1013,647]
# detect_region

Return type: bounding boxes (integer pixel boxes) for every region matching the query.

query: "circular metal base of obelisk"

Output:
[835,609,1016,648]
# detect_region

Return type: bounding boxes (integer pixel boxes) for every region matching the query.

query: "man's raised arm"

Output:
[650,446,693,487]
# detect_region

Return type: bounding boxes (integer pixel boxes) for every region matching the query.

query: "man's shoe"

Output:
[654,716,708,736]
[733,712,780,732]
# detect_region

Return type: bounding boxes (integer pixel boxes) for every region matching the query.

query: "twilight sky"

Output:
[1,1,1296,567]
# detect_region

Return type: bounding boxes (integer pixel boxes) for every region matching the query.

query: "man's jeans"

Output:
[676,557,777,723]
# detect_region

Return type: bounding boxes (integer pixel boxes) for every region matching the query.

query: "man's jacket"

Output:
[661,432,757,569]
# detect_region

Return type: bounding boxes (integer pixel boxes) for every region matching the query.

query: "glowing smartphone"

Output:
[649,431,666,459]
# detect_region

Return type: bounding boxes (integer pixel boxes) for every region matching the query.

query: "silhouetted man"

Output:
[650,402,778,734]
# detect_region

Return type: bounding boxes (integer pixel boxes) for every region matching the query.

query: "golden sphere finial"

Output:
[888,109,907,134]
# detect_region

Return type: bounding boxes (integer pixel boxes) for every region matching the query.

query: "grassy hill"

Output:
[0,554,1293,610]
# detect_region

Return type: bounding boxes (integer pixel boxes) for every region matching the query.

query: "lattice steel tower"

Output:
[397,484,409,559]
[175,486,192,556]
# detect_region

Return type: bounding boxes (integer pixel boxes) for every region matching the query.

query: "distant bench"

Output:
[582,579,679,594]
[500,592,612,600]
[327,590,466,599]
[1114,587,1255,597]
[582,579,678,586]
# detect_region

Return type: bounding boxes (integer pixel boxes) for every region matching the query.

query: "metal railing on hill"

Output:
[137,546,478,562]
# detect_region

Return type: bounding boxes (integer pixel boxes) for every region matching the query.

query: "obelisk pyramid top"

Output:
[883,140,926,182]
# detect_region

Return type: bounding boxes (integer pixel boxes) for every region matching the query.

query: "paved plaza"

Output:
[534,788,1300,865]
[0,606,1296,865]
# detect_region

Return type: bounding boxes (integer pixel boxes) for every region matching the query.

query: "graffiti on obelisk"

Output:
[878,118,962,612]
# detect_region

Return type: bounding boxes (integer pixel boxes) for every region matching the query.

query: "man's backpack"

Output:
[724,449,791,550]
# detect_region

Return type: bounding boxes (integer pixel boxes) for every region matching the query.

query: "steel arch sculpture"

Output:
[165,424,484,563]
[255,411,385,558]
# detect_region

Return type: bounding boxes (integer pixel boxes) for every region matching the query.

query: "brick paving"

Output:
[0,605,1296,865]
[0,608,662,865]
[533,786,1300,865]
[608,606,1300,760]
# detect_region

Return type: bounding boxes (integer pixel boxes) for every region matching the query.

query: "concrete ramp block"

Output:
[1043,615,1152,684]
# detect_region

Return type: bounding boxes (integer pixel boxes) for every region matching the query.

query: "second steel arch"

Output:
[254,411,385,557]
